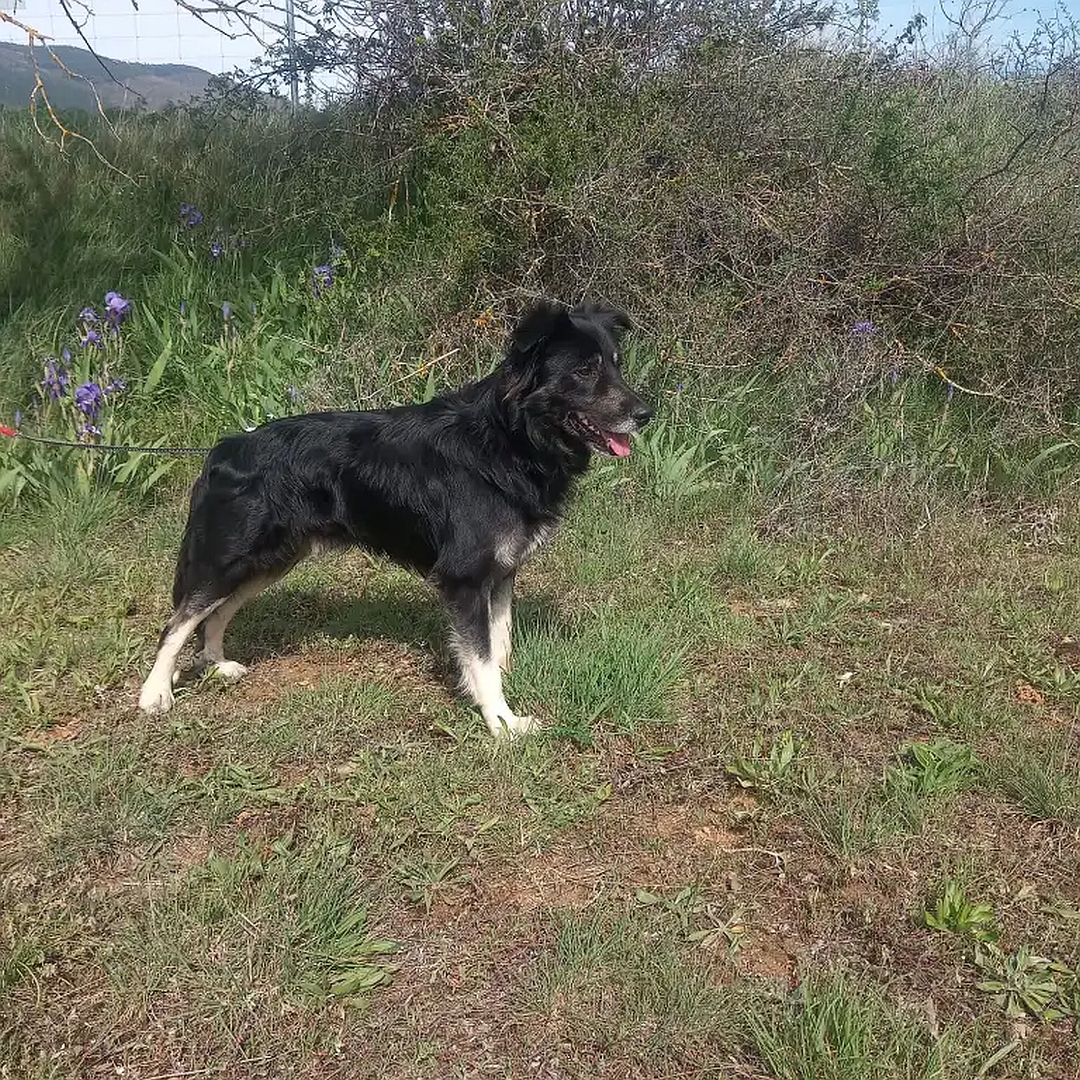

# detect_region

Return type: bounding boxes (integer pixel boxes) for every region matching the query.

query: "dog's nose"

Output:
[632,404,655,428]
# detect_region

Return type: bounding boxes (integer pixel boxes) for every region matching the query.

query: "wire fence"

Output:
[0,0,1056,112]
[1,0,271,73]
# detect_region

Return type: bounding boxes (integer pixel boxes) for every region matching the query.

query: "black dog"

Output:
[139,300,653,737]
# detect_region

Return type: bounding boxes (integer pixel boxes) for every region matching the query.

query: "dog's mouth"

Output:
[568,413,633,458]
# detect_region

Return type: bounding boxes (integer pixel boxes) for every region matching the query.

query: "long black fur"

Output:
[142,299,653,733]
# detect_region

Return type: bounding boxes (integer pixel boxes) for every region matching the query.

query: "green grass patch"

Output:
[116,829,398,1006]
[530,909,742,1061]
[508,606,686,742]
[748,972,973,1080]
[989,734,1080,825]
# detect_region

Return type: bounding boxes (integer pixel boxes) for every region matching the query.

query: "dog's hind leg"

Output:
[490,572,515,672]
[139,596,224,715]
[193,571,284,682]
[441,579,537,739]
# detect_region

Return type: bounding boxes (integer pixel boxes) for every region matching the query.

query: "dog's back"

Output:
[174,408,453,607]
[140,299,652,734]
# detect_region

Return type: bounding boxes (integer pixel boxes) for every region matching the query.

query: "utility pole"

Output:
[285,0,299,109]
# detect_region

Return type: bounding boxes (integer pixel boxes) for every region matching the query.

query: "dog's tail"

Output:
[171,471,209,608]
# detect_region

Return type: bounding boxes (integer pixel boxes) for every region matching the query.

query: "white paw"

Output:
[211,660,248,682]
[491,713,540,740]
[139,681,174,715]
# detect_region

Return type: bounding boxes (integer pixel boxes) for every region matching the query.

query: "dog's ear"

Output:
[571,302,632,343]
[502,300,573,404]
[508,300,573,356]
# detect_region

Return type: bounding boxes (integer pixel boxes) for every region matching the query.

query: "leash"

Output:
[0,427,210,456]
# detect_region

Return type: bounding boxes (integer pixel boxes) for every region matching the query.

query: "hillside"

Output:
[0,40,213,111]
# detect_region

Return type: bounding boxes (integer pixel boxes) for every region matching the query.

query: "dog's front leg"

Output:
[441,580,537,739]
[490,571,515,672]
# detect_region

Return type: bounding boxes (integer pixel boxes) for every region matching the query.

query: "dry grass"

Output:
[2,475,1080,1079]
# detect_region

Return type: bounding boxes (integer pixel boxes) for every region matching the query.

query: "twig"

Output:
[140,1059,272,1080]
[928,362,1080,449]
[57,0,146,103]
[0,11,135,179]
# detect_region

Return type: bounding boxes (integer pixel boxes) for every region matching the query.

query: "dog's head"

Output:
[502,300,653,458]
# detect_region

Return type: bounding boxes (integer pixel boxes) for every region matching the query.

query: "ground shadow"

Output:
[220,584,569,682]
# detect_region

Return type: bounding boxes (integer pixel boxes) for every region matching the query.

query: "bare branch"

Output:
[57,0,147,103]
[0,10,135,176]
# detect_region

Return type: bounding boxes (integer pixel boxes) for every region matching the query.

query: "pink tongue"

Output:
[606,432,632,458]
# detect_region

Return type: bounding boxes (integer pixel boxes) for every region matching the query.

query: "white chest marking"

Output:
[496,523,555,569]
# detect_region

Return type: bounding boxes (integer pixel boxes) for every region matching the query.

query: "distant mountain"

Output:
[0,40,215,111]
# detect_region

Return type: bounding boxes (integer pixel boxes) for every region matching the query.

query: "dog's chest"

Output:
[496,522,555,570]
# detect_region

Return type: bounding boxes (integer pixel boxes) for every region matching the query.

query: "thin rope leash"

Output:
[0,349,465,459]
[0,427,210,456]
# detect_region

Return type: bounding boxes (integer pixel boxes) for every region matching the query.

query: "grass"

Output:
[3,69,1080,1072]
[989,735,1080,826]
[507,608,685,742]
[529,908,743,1063]
[3,459,1080,1078]
[747,973,973,1080]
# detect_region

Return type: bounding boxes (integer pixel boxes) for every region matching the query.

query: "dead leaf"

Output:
[19,719,83,748]
[1014,682,1044,706]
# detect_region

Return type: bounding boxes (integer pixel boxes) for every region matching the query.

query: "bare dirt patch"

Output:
[478,842,608,914]
[163,830,213,872]
[231,638,447,706]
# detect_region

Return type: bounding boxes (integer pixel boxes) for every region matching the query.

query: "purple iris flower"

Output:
[80,329,104,349]
[104,291,132,327]
[41,357,70,400]
[180,203,204,227]
[313,264,334,296]
[74,382,106,420]
[77,423,103,441]
[79,306,99,324]
[211,241,224,259]
[851,320,877,338]
[105,379,126,395]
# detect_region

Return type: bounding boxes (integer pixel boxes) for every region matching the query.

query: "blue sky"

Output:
[0,0,272,70]
[874,0,1052,44]
[0,0,1065,74]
